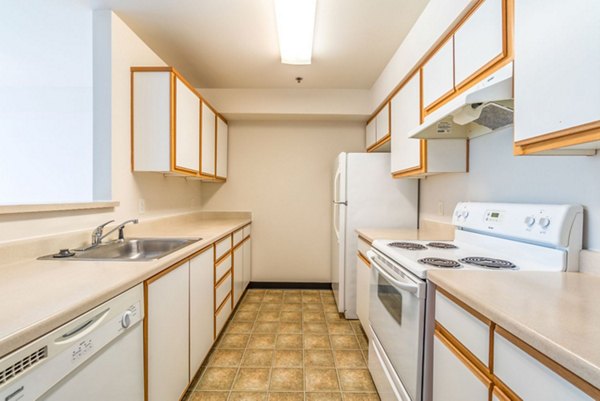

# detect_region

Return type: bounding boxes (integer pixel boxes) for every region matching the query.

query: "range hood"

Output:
[410,63,514,139]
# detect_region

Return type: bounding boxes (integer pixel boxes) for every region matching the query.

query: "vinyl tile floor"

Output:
[183,289,380,401]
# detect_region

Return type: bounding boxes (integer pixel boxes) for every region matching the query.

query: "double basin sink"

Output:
[40,238,201,262]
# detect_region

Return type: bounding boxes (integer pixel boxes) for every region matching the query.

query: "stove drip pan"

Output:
[388,242,427,251]
[459,256,517,269]
[426,242,458,249]
[418,258,461,268]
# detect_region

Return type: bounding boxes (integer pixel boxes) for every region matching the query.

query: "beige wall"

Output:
[0,12,203,244]
[202,120,364,282]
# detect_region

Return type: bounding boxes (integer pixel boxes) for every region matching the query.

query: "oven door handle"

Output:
[366,251,420,296]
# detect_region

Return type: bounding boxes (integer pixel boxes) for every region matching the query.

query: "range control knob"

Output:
[463,211,469,219]
[539,217,551,229]
[524,216,536,227]
[121,310,133,329]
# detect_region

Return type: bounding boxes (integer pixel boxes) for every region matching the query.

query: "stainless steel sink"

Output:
[39,238,201,261]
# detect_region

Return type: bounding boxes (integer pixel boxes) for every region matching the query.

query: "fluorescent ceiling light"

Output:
[274,0,317,65]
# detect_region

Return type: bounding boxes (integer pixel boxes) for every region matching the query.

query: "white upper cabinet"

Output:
[391,73,422,174]
[131,67,229,180]
[174,77,200,173]
[513,0,600,152]
[366,119,377,149]
[454,0,504,89]
[366,103,391,152]
[201,102,216,177]
[422,39,454,111]
[216,116,228,179]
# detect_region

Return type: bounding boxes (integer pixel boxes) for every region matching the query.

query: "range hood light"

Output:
[274,0,317,65]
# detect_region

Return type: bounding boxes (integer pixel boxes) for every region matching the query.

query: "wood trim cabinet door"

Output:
[146,262,190,401]
[355,252,370,333]
[189,247,214,380]
[242,237,252,291]
[390,73,422,174]
[375,103,390,143]
[201,102,216,177]
[365,118,377,149]
[513,0,600,153]
[174,76,200,173]
[216,116,228,179]
[432,330,491,401]
[422,39,455,112]
[494,331,594,401]
[454,0,505,89]
[232,244,243,306]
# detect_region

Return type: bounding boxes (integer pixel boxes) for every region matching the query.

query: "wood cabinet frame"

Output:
[434,288,600,401]
[366,102,392,152]
[368,0,514,162]
[130,66,228,182]
[513,121,600,155]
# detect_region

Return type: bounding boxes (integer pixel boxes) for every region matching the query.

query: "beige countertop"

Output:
[356,220,455,244]
[428,270,600,390]
[0,215,251,358]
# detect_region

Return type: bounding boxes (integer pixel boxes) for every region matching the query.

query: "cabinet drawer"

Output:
[215,272,232,308]
[215,294,232,338]
[435,291,490,367]
[242,224,251,239]
[215,254,232,283]
[357,237,371,259]
[215,236,232,261]
[232,229,243,247]
[494,330,593,401]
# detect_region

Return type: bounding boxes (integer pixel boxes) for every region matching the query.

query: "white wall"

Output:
[0,0,94,204]
[201,120,364,282]
[0,11,203,243]
[420,127,600,250]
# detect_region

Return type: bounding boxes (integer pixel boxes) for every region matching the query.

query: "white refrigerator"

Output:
[331,152,418,318]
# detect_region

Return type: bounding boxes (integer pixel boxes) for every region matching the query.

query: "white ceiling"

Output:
[92,0,430,89]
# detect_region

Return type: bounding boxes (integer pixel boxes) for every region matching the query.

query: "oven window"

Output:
[377,274,402,325]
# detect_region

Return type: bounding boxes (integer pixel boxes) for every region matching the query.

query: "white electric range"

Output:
[365,202,584,401]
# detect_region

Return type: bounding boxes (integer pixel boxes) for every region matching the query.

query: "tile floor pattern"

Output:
[183,289,380,401]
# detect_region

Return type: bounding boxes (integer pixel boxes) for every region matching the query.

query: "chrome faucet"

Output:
[92,220,114,246]
[91,219,139,246]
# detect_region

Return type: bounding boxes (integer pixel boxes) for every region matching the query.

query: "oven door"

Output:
[367,250,427,401]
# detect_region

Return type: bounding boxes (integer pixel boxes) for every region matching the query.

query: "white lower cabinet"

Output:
[189,247,214,378]
[432,332,490,401]
[494,331,593,401]
[356,251,370,334]
[242,236,252,290]
[146,262,190,401]
[233,243,244,306]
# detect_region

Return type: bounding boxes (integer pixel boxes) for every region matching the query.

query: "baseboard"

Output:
[248,282,332,290]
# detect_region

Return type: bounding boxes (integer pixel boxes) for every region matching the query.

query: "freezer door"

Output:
[331,153,347,313]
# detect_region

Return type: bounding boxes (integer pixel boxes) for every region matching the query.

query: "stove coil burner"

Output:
[426,242,458,249]
[459,257,517,269]
[418,258,461,268]
[388,242,427,251]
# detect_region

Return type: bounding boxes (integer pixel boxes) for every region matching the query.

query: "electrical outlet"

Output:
[437,201,444,216]
[138,199,146,214]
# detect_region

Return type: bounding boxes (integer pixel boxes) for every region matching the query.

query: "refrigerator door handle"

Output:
[333,201,347,205]
[333,203,340,241]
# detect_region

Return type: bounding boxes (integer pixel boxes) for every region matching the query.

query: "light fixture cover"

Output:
[274,0,317,65]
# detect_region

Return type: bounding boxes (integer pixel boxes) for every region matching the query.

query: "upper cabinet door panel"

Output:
[422,39,454,111]
[366,119,377,149]
[376,104,390,142]
[390,73,422,174]
[514,0,600,143]
[201,102,216,176]
[174,78,200,173]
[454,0,505,88]
[216,117,228,178]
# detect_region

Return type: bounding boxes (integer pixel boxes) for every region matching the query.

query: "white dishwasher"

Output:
[0,284,144,401]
